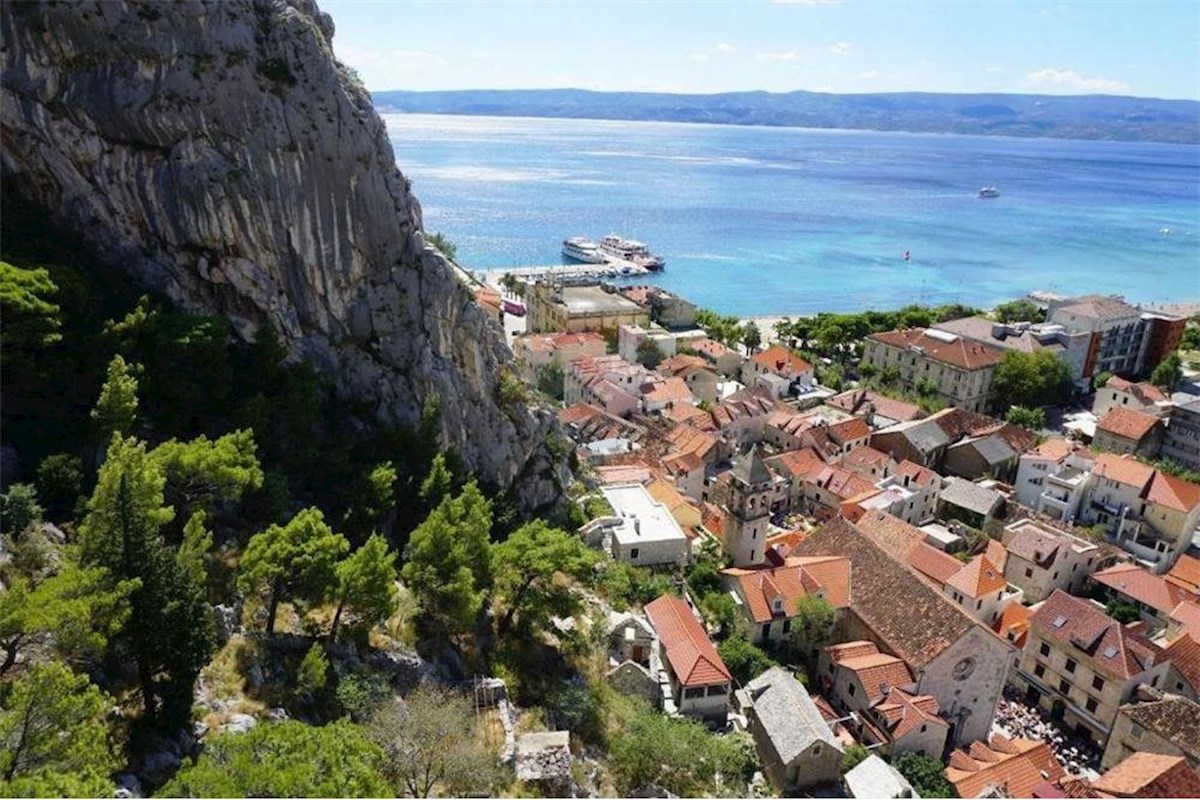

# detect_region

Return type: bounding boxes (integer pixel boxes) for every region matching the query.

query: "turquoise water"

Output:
[384,114,1200,316]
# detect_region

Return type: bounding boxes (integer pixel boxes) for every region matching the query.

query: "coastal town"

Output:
[471,267,1200,798]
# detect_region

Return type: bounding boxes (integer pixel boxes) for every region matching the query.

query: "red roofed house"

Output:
[691,337,743,378]
[1093,407,1164,458]
[944,553,1024,626]
[862,328,1005,413]
[1013,590,1170,746]
[945,733,1066,798]
[722,555,851,645]
[1091,751,1200,798]
[1090,562,1197,628]
[1079,454,1200,574]
[644,594,732,720]
[742,345,814,397]
[512,331,607,382]
[1093,375,1170,419]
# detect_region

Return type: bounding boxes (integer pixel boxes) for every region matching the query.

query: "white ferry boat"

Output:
[978,186,1001,198]
[599,235,666,271]
[562,236,608,264]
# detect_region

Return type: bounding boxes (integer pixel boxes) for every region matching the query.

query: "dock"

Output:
[480,259,653,289]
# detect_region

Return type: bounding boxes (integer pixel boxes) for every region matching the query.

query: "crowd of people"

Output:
[993,687,1102,776]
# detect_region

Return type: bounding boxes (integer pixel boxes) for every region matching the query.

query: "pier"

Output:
[480,258,653,289]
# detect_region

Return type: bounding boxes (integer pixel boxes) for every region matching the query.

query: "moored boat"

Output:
[562,236,608,264]
[598,235,666,271]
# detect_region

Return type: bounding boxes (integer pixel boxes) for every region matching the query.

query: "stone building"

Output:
[645,594,732,721]
[740,667,842,792]
[862,328,1004,412]
[528,281,649,333]
[1101,691,1200,771]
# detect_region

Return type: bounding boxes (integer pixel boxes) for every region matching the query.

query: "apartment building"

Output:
[1162,398,1200,471]
[1000,518,1106,602]
[862,328,1004,412]
[1013,590,1170,746]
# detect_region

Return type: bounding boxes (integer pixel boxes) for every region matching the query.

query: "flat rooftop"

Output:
[600,483,689,546]
[559,285,646,315]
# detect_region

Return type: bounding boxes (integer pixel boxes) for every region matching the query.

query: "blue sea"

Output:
[384,113,1200,316]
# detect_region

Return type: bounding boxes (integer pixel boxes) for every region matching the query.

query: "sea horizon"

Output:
[386,113,1200,317]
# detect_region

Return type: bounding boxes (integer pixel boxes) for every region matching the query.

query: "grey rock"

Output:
[265,706,289,722]
[192,720,210,740]
[0,0,564,512]
[212,604,240,646]
[224,713,258,734]
[40,522,66,544]
[115,773,143,799]
[245,662,265,690]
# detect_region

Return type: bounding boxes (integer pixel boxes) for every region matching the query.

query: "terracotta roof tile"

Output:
[645,594,732,687]
[986,538,1009,573]
[1147,471,1200,513]
[842,445,892,470]
[792,518,992,668]
[1167,554,1200,594]
[1105,375,1168,405]
[750,345,812,376]
[872,686,946,739]
[1093,562,1192,615]
[855,510,926,558]
[722,558,849,624]
[1092,752,1200,798]
[1030,590,1163,680]
[834,649,915,702]
[1026,437,1076,462]
[893,460,941,488]
[1092,453,1156,491]
[1097,407,1161,441]
[994,602,1033,648]
[1164,633,1200,695]
[1169,601,1200,641]
[767,447,828,481]
[946,736,1066,799]
[909,543,967,585]
[828,417,871,444]
[813,465,877,502]
[869,328,1005,370]
[1119,694,1200,761]
[947,554,1008,599]
[642,376,695,405]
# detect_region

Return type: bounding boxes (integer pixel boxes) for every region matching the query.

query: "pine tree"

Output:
[78,436,214,726]
[239,507,349,634]
[491,520,595,638]
[329,534,397,642]
[90,355,139,443]
[176,510,213,590]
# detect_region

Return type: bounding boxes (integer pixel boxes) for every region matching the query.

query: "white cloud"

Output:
[689,52,710,63]
[1027,67,1129,93]
[860,70,881,79]
[828,41,852,56]
[756,50,802,63]
[715,42,737,54]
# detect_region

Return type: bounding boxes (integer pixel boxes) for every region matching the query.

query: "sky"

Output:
[321,0,1200,100]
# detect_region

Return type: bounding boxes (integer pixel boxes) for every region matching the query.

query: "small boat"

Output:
[978,186,1001,198]
[903,250,911,261]
[562,237,608,264]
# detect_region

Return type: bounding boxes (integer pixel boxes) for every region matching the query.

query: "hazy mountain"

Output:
[372,88,1200,144]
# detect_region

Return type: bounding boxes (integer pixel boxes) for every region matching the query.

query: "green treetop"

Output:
[893,752,954,797]
[401,480,493,635]
[150,428,264,514]
[0,556,138,676]
[239,507,349,634]
[491,520,596,638]
[990,350,1073,411]
[1151,351,1183,393]
[329,533,398,641]
[161,720,390,798]
[0,484,42,536]
[0,261,62,352]
[0,662,116,791]
[90,354,140,442]
[176,510,213,590]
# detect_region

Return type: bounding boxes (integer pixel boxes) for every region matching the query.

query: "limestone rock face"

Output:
[1,0,562,509]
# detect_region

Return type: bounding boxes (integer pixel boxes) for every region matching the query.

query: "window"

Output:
[1053,572,1059,580]
[761,623,770,640]
[1066,659,1077,674]
[1086,697,1099,713]
[1034,663,1046,678]
[630,548,639,560]
[813,744,821,757]
[1059,679,1071,694]
[782,619,792,634]
[707,684,728,696]
[683,687,705,699]
[1026,568,1034,579]
[1093,676,1105,692]
[848,683,857,696]
[1040,643,1051,657]
[921,724,927,733]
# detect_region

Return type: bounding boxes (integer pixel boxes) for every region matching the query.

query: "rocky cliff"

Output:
[1,0,562,509]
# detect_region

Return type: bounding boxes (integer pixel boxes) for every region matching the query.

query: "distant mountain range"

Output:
[372,88,1200,144]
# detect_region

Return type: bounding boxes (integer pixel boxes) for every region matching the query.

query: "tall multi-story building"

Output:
[862,328,1004,412]
[718,447,778,567]
[1162,399,1200,471]
[1013,590,1170,747]
[1044,294,1184,380]
[933,315,1093,389]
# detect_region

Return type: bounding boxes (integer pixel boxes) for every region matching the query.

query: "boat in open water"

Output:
[978,186,1001,198]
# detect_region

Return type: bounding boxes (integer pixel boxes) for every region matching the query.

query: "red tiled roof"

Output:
[661,403,717,430]
[870,328,1005,370]
[1147,471,1200,513]
[767,447,828,481]
[994,602,1033,648]
[1029,590,1162,680]
[1105,375,1168,405]
[644,594,732,687]
[1169,601,1200,641]
[986,539,1009,573]
[750,345,812,376]
[909,543,966,585]
[842,445,892,470]
[1167,554,1200,594]
[1093,562,1193,615]
[642,376,694,405]
[893,459,941,488]
[813,465,877,501]
[829,417,871,444]
[693,337,733,359]
[1026,437,1076,462]
[1092,752,1200,798]
[723,556,850,624]
[873,686,947,740]
[1097,407,1161,441]
[946,554,1008,599]
[1092,453,1156,491]
[1164,633,1200,696]
[661,450,704,476]
[665,424,718,461]
[833,647,915,702]
[946,734,1066,800]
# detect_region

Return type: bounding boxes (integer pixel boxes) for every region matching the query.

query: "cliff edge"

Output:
[1,0,562,509]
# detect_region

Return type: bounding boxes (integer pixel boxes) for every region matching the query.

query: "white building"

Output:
[597,483,692,568]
